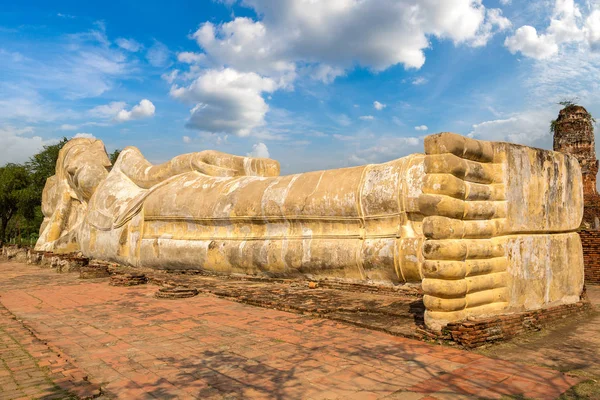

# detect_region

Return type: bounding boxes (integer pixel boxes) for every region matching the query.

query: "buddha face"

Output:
[62,140,112,201]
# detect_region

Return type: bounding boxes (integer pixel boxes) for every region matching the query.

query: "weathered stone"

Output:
[3,246,28,262]
[34,133,585,331]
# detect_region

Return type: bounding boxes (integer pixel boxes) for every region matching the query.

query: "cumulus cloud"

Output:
[170,68,279,136]
[505,0,600,59]
[168,1,511,137]
[247,142,270,158]
[360,115,375,121]
[471,7,512,47]
[373,101,386,110]
[195,1,506,73]
[113,99,156,123]
[0,126,56,164]
[412,77,428,85]
[116,38,142,52]
[505,26,558,59]
[415,125,428,131]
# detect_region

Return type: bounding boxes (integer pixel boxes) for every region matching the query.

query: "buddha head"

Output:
[57,138,112,201]
[36,138,112,253]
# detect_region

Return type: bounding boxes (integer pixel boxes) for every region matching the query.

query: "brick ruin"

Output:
[553,104,600,229]
[552,104,600,284]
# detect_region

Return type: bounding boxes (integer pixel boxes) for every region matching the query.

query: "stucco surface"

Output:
[35,133,584,331]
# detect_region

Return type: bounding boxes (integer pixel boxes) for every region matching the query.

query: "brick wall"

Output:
[579,230,600,285]
[442,301,590,348]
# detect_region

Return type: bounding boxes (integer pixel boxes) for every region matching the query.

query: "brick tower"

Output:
[553,104,599,228]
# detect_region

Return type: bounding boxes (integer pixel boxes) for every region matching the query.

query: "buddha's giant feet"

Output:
[419,133,584,331]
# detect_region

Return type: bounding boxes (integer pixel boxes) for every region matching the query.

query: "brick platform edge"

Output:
[579,230,600,284]
[0,302,103,399]
[438,301,592,348]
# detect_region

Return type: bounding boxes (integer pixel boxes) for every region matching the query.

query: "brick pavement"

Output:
[0,260,582,399]
[0,300,101,399]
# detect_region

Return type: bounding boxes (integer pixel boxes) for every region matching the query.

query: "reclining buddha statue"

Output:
[35,133,584,330]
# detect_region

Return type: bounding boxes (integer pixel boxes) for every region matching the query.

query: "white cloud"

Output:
[412,77,428,85]
[504,0,600,59]
[469,109,556,148]
[88,101,127,118]
[146,40,170,67]
[500,0,511,5]
[182,135,192,143]
[310,65,345,84]
[170,68,279,136]
[505,26,558,59]
[373,101,386,110]
[74,132,95,139]
[59,124,78,131]
[470,8,512,47]
[586,10,600,51]
[177,52,206,64]
[349,135,421,165]
[360,115,375,121]
[247,142,270,158]
[0,91,61,123]
[173,1,508,137]
[0,126,56,164]
[194,1,505,74]
[193,17,296,84]
[116,38,142,52]
[113,99,156,123]
[415,125,428,131]
[0,28,133,100]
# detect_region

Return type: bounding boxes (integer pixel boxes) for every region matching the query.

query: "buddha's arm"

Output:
[117,147,280,189]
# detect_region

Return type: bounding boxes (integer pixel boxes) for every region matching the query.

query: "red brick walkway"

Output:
[0,300,101,399]
[0,261,581,399]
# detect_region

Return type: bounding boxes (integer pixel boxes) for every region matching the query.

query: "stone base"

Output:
[155,286,199,299]
[110,273,148,286]
[439,301,591,348]
[1,246,29,263]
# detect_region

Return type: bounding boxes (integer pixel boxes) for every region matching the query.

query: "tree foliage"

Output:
[109,149,121,165]
[26,138,68,199]
[0,138,69,244]
[0,164,31,243]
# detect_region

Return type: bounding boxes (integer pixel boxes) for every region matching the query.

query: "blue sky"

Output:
[1,0,600,174]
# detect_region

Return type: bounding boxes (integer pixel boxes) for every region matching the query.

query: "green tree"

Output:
[109,149,121,165]
[0,164,30,243]
[26,138,68,200]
